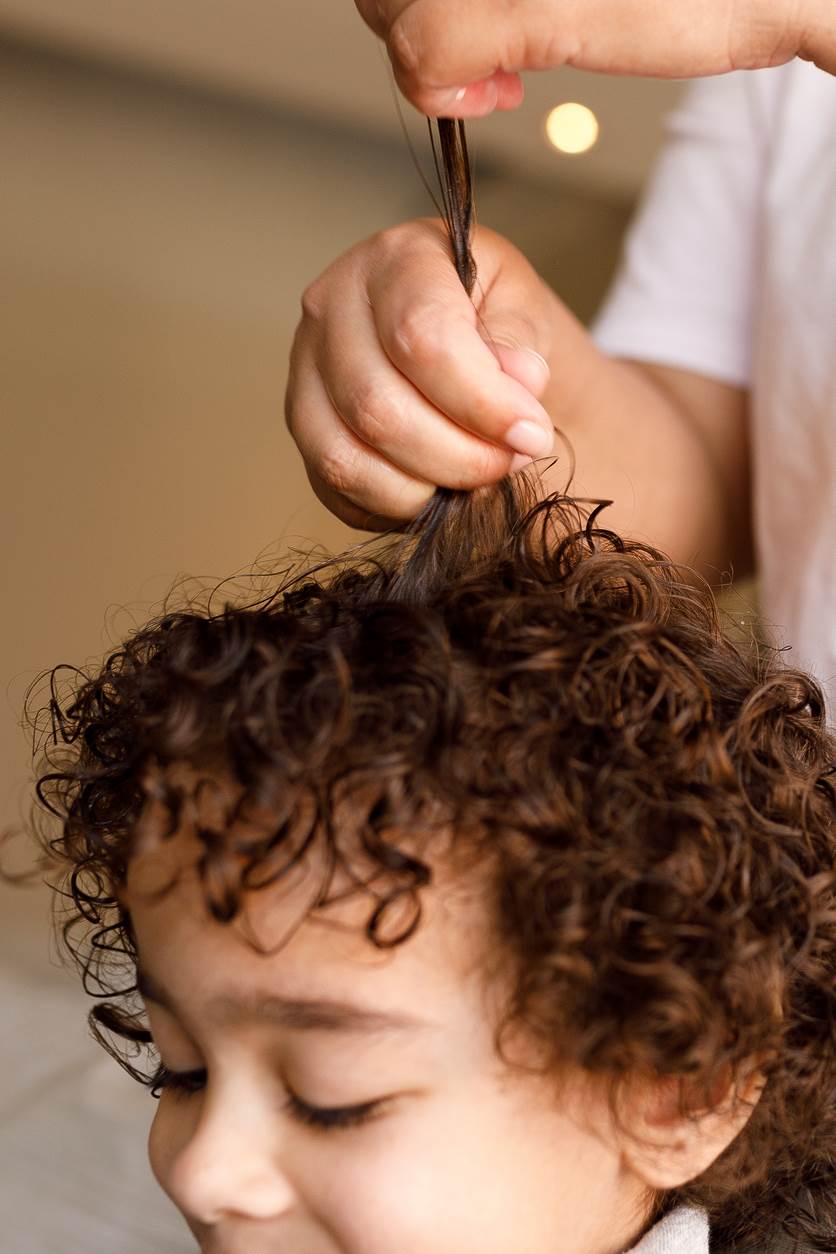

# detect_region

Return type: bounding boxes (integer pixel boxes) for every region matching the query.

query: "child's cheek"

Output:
[307,1144,427,1254]
[301,1118,469,1254]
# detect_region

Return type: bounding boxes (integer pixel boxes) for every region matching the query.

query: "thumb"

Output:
[486,336,551,398]
[470,223,554,397]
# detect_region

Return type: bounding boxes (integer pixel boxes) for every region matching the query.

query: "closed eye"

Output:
[147,1065,387,1132]
[285,1091,385,1132]
[148,1065,206,1098]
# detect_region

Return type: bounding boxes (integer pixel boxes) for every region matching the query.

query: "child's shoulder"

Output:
[635,1208,829,1254]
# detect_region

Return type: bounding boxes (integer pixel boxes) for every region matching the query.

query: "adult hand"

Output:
[286,218,751,576]
[354,0,835,117]
[285,219,568,529]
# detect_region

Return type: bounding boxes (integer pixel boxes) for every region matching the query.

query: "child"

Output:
[34,482,835,1253]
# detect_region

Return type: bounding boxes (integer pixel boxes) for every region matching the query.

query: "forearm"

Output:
[537,292,753,583]
[798,0,836,74]
[360,0,836,122]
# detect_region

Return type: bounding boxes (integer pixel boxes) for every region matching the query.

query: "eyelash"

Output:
[147,1066,384,1133]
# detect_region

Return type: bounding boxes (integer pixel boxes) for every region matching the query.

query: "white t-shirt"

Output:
[593,63,836,715]
[628,1206,709,1253]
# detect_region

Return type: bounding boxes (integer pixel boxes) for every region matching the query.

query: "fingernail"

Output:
[439,80,498,115]
[504,419,553,458]
[436,85,468,108]
[522,347,550,375]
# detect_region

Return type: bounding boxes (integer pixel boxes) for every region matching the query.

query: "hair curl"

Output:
[31,481,835,1251]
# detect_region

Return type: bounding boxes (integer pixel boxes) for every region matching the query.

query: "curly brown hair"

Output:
[32,481,835,1251]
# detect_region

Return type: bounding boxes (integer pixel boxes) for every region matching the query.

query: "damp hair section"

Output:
[28,473,836,1252]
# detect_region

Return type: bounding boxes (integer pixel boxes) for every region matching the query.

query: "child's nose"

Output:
[167,1093,298,1225]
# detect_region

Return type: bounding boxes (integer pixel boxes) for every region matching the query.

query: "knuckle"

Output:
[372,220,448,298]
[375,221,409,250]
[300,277,327,323]
[317,439,366,499]
[393,304,446,368]
[373,220,424,267]
[345,380,402,446]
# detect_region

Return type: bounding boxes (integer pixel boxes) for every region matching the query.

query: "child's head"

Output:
[35,486,835,1253]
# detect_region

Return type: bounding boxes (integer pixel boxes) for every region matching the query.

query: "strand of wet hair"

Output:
[382,46,477,294]
[428,118,477,296]
[376,116,527,600]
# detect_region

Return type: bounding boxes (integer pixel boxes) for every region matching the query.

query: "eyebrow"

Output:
[136,967,434,1035]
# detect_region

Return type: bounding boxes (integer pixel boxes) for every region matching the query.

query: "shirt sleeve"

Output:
[592,71,780,388]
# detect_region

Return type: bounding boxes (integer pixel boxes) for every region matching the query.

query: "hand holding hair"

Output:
[355,0,836,118]
[286,208,747,579]
[286,217,563,530]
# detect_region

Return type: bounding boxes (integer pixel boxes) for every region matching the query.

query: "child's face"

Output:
[127,828,651,1254]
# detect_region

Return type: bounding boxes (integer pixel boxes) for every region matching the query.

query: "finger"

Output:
[304,464,409,533]
[394,66,525,119]
[492,70,526,111]
[317,291,521,489]
[353,0,389,39]
[488,342,551,396]
[287,351,436,522]
[384,0,766,99]
[387,0,558,103]
[371,225,555,458]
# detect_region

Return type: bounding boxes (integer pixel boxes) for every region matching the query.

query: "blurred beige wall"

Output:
[0,37,632,833]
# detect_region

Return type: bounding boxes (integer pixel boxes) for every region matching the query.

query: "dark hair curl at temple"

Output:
[31,479,835,1251]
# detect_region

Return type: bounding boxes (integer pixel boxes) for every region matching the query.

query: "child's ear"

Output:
[618,1065,767,1190]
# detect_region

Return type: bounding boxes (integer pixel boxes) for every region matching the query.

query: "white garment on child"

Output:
[593,63,836,717]
[627,1205,710,1254]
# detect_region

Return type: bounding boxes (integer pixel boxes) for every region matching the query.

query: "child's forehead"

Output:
[126,817,494,1022]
